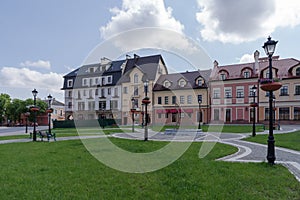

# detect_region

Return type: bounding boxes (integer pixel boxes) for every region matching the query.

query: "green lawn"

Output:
[245,131,300,151]
[0,139,299,199]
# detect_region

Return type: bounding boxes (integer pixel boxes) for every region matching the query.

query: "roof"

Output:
[42,98,64,106]
[153,70,211,91]
[210,57,300,80]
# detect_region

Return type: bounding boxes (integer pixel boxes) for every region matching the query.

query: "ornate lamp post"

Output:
[262,36,278,164]
[31,89,38,141]
[142,80,150,141]
[47,94,53,135]
[198,99,202,129]
[251,85,257,137]
[131,97,135,132]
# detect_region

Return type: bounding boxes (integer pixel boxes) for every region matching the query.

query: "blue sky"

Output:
[1,0,300,102]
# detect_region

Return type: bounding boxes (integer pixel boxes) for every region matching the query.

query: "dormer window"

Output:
[296,67,300,76]
[220,74,226,80]
[243,71,250,78]
[67,79,73,88]
[197,79,203,86]
[164,80,171,88]
[89,67,95,73]
[179,79,186,87]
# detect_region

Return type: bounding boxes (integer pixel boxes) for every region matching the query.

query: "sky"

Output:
[1,0,300,102]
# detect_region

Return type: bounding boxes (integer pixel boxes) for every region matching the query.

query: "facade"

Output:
[152,70,211,126]
[62,51,300,126]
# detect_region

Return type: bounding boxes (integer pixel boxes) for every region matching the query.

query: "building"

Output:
[152,70,211,126]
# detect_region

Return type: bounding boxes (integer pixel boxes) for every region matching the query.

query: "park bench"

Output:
[164,129,203,136]
[29,130,56,141]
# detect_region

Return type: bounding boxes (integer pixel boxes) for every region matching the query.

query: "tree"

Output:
[0,93,11,125]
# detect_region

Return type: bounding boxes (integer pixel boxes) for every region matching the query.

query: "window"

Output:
[214,109,219,120]
[111,100,118,109]
[101,89,105,97]
[264,108,270,120]
[77,91,81,99]
[237,87,244,98]
[172,96,176,104]
[88,101,95,110]
[295,85,300,95]
[134,86,139,96]
[107,76,112,84]
[134,74,138,83]
[213,88,220,99]
[294,107,300,120]
[158,113,162,119]
[95,89,98,96]
[165,96,169,105]
[114,88,118,96]
[164,81,171,88]
[90,78,93,86]
[220,74,226,80]
[172,113,177,122]
[123,87,128,94]
[99,101,106,110]
[179,80,185,87]
[107,88,111,95]
[197,79,203,86]
[68,91,72,98]
[224,88,232,98]
[68,102,72,109]
[78,102,85,111]
[243,71,250,78]
[89,67,94,73]
[296,68,300,76]
[180,96,185,104]
[67,79,73,87]
[83,90,87,96]
[280,85,288,96]
[198,95,202,103]
[101,77,105,85]
[279,107,290,120]
[158,97,162,104]
[89,89,93,98]
[187,95,192,104]
[83,79,88,86]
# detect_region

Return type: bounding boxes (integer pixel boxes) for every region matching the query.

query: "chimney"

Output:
[254,50,260,74]
[213,60,219,68]
[100,57,111,65]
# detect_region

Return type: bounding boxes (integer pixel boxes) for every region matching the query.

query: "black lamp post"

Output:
[131,97,135,132]
[262,36,278,164]
[47,94,53,135]
[142,80,150,141]
[251,85,257,137]
[198,99,202,129]
[32,89,38,141]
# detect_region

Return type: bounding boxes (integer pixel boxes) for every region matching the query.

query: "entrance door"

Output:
[226,109,231,122]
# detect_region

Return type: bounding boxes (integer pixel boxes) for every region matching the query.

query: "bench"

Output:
[164,129,203,136]
[29,130,56,141]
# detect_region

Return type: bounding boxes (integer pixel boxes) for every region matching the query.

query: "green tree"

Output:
[0,93,11,125]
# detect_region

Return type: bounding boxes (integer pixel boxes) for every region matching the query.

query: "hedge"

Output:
[53,119,121,128]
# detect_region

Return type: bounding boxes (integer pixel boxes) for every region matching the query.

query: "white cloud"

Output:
[238,54,254,63]
[20,60,51,70]
[196,0,300,43]
[100,0,184,39]
[0,67,63,95]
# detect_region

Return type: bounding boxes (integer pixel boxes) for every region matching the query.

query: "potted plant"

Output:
[142,97,151,104]
[250,102,258,107]
[260,78,282,91]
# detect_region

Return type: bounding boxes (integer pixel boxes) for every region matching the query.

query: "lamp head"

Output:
[262,36,278,56]
[32,88,38,97]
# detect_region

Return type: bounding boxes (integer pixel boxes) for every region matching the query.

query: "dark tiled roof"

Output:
[153,70,211,91]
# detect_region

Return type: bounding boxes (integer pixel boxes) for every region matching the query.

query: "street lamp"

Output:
[262,36,278,164]
[142,79,150,141]
[32,88,38,141]
[198,99,202,129]
[47,94,53,135]
[251,85,257,137]
[131,97,135,132]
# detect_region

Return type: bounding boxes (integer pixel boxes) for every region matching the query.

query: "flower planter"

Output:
[250,102,258,107]
[46,108,53,113]
[260,82,282,91]
[142,97,151,105]
[30,107,39,112]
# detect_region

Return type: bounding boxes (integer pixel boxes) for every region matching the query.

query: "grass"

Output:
[245,131,300,151]
[0,138,299,199]
[151,124,265,133]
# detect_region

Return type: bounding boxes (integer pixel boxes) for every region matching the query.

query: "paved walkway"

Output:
[0,125,299,182]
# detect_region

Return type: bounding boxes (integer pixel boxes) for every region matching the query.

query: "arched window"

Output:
[296,68,300,76]
[134,73,138,83]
